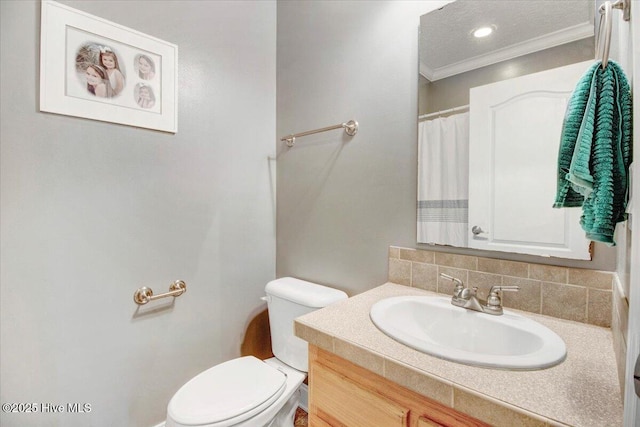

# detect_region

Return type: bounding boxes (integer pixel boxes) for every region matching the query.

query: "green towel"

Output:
[553,60,632,246]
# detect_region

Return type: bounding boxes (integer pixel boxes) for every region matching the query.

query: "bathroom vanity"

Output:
[295,283,623,427]
[309,345,487,426]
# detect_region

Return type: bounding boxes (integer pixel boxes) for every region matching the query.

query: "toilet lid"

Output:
[168,356,287,426]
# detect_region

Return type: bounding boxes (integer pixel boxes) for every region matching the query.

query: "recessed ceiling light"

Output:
[473,26,494,38]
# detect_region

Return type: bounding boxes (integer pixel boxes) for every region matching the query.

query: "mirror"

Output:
[417,0,596,259]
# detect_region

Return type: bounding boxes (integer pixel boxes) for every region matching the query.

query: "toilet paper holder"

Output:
[134,280,186,305]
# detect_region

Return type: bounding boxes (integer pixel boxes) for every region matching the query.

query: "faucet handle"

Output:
[439,273,465,297]
[439,273,463,285]
[484,285,520,315]
[489,285,520,294]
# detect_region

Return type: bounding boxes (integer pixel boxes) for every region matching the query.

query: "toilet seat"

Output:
[167,356,287,427]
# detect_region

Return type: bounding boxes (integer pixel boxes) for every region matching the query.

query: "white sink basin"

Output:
[370,296,566,370]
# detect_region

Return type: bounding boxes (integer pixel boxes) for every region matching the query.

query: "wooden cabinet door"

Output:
[311,358,408,426]
[308,345,489,427]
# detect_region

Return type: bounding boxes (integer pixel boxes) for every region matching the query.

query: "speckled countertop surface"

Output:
[295,283,623,427]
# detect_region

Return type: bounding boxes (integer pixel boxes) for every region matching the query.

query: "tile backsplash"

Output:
[388,246,613,327]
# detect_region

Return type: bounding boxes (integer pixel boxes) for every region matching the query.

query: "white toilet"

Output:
[165,277,348,427]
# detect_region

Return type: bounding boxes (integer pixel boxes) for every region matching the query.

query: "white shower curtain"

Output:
[417,112,470,246]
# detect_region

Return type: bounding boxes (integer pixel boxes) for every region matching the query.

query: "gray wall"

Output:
[276,1,616,298]
[0,1,276,426]
[276,1,439,294]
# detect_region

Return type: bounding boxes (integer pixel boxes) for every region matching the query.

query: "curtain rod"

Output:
[419,105,469,121]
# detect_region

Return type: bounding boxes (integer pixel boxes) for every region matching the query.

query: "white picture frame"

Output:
[40,0,178,133]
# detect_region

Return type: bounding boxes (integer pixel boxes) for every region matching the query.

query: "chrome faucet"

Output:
[439,273,519,316]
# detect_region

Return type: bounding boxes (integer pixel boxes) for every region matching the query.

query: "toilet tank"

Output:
[265,277,347,372]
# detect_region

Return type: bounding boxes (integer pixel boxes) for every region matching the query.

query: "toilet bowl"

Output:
[165,277,347,427]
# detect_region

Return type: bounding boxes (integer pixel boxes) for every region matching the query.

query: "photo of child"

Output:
[84,64,110,97]
[99,48,125,96]
[135,54,156,81]
[135,83,156,109]
[75,42,126,98]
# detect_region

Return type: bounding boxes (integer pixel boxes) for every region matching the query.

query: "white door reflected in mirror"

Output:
[468,61,592,260]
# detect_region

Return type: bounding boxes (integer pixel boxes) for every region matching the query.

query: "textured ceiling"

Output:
[420,0,595,80]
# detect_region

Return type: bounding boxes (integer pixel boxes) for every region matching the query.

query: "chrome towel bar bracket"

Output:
[134,280,186,305]
[281,119,358,147]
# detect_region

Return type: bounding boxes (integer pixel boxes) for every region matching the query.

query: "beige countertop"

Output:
[295,283,623,427]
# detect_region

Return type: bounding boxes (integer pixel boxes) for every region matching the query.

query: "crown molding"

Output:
[420,22,594,82]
